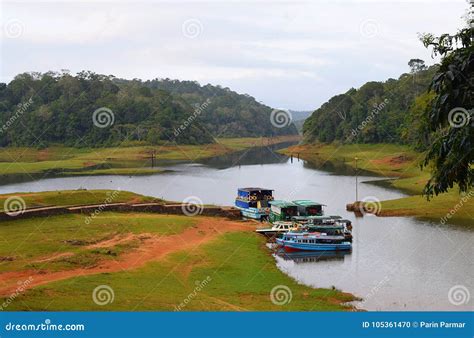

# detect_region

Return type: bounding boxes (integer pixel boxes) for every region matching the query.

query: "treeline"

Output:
[140,78,298,137]
[303,63,437,150]
[0,72,297,147]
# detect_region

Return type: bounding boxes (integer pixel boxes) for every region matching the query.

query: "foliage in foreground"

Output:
[420,27,473,196]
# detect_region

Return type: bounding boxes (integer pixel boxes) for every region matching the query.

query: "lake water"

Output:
[0,144,472,311]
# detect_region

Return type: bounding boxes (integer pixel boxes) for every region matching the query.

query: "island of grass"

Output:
[0,189,356,311]
[281,143,474,226]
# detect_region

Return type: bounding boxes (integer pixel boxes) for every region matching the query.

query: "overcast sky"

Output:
[0,0,469,110]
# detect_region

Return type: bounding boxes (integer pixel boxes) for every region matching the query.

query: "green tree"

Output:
[420,26,473,196]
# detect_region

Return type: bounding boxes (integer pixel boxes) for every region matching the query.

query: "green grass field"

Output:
[0,195,355,311]
[0,212,196,273]
[2,230,355,311]
[282,143,473,225]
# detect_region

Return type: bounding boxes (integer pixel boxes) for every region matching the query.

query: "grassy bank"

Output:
[0,189,355,311]
[0,136,300,178]
[282,143,473,226]
[0,190,158,212]
[0,211,195,273]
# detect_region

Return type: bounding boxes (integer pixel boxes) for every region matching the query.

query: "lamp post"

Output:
[354,157,359,202]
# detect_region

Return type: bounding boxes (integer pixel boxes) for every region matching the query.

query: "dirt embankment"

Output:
[0,217,253,297]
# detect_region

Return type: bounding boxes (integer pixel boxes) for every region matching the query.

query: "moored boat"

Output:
[292,200,325,217]
[268,200,298,223]
[276,226,352,251]
[304,217,353,242]
[235,187,273,221]
[256,221,295,237]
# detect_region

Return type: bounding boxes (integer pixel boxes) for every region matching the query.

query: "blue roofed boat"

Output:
[235,187,273,221]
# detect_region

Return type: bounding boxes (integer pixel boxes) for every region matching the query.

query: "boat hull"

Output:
[236,206,269,220]
[276,238,352,251]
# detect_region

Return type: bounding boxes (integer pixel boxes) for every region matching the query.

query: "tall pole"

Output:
[355,157,359,202]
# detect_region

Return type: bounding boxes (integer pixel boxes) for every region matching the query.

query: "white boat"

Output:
[255,221,295,237]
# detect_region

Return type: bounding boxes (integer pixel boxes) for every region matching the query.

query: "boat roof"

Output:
[285,232,345,238]
[292,200,326,207]
[238,187,273,192]
[307,224,345,230]
[269,200,297,208]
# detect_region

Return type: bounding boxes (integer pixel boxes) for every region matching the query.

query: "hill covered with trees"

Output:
[140,78,298,138]
[303,61,437,150]
[0,72,297,147]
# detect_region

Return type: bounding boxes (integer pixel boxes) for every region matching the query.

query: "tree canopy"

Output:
[420,27,473,196]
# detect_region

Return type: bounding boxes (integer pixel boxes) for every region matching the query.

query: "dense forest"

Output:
[140,78,298,138]
[0,72,297,147]
[303,62,437,150]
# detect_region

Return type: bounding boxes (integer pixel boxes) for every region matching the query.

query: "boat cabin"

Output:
[292,200,325,216]
[269,200,298,223]
[235,187,273,209]
[305,225,345,236]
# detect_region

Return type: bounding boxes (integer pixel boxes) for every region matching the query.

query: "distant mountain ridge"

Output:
[289,110,313,122]
[289,110,313,134]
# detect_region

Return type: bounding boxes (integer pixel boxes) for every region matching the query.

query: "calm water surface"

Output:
[0,145,472,310]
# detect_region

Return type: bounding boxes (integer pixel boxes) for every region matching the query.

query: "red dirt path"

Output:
[0,217,252,297]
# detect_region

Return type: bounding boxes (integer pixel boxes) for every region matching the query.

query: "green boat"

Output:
[292,200,326,217]
[269,200,298,223]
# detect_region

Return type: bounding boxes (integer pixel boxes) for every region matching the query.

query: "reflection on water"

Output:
[201,141,294,169]
[0,143,472,311]
[275,248,350,264]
